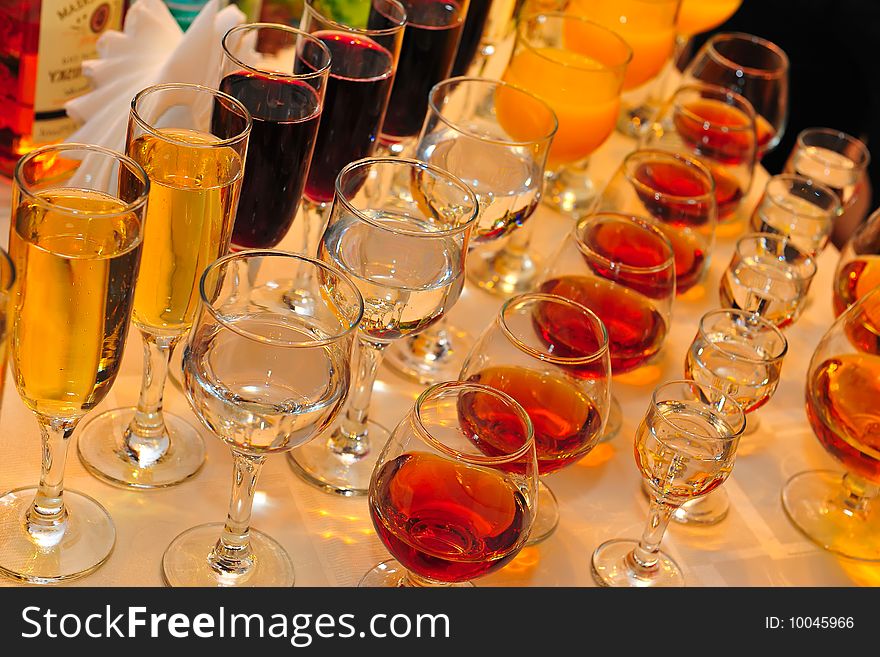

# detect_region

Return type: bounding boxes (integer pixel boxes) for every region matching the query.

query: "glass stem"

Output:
[330,337,386,459]
[839,473,879,518]
[406,319,453,364]
[124,331,180,467]
[490,221,536,276]
[627,496,675,575]
[208,451,265,577]
[26,414,78,546]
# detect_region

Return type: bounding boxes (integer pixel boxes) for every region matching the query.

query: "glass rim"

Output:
[623,148,717,201]
[673,82,757,132]
[517,12,634,73]
[651,379,746,442]
[13,142,151,219]
[704,31,790,80]
[734,232,818,280]
[222,22,333,81]
[302,0,407,34]
[334,157,479,237]
[427,76,558,147]
[412,381,536,466]
[198,249,365,347]
[130,82,253,149]
[696,308,788,365]
[795,127,871,170]
[499,292,610,365]
[574,212,676,274]
[764,173,841,214]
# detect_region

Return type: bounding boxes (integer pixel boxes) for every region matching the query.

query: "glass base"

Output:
[599,395,623,443]
[77,407,206,489]
[0,487,115,584]
[359,559,474,587]
[467,246,541,297]
[526,480,560,545]
[287,419,391,497]
[782,470,880,562]
[672,488,730,525]
[162,522,294,587]
[591,538,684,587]
[542,167,599,219]
[383,324,474,385]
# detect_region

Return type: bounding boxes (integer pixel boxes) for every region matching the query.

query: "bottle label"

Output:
[32,0,125,145]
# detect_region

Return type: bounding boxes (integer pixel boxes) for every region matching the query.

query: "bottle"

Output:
[0,0,127,177]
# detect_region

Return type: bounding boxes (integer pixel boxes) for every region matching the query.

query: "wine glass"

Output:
[384,76,557,383]
[681,32,789,156]
[77,83,251,490]
[641,83,758,222]
[782,285,880,561]
[833,207,880,316]
[597,148,717,294]
[591,380,746,587]
[0,247,14,419]
[539,212,676,441]
[360,381,537,586]
[460,292,610,543]
[784,128,871,249]
[672,309,787,525]
[0,144,148,583]
[288,157,479,496]
[720,233,817,329]
[298,0,406,256]
[162,251,364,587]
[378,0,470,155]
[749,174,841,257]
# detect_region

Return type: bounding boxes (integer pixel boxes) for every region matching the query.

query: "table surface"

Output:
[0,125,874,589]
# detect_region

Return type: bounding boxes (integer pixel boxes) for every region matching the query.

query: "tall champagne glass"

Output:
[289,157,479,496]
[0,144,147,583]
[77,83,251,489]
[384,76,557,383]
[782,286,880,561]
[163,252,363,586]
[833,207,880,316]
[218,23,331,250]
[591,380,745,587]
[0,247,14,419]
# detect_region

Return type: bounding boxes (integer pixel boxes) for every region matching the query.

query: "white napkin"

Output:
[64,0,245,189]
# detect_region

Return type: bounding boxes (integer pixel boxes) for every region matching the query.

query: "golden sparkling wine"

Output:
[126,128,243,335]
[9,189,142,418]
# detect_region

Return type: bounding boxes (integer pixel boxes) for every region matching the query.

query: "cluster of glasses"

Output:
[0,0,878,592]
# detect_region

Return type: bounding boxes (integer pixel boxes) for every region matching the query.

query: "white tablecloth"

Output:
[0,128,870,588]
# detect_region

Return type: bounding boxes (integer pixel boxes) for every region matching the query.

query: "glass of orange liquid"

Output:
[470,12,631,295]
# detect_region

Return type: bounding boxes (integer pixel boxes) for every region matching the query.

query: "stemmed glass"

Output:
[162,251,364,587]
[77,83,251,489]
[476,13,631,295]
[672,309,787,525]
[360,381,537,587]
[288,157,479,496]
[591,380,746,587]
[681,32,789,156]
[720,233,818,329]
[460,293,610,543]
[782,285,880,561]
[833,207,880,315]
[0,144,148,583]
[218,23,331,251]
[539,212,676,440]
[641,83,758,222]
[384,76,557,383]
[451,0,518,77]
[598,148,717,294]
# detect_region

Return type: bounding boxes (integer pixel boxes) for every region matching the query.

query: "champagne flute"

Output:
[833,207,880,315]
[361,381,537,587]
[782,286,880,561]
[460,292,610,543]
[288,157,479,496]
[0,144,148,583]
[162,251,364,586]
[591,380,746,587]
[384,76,557,383]
[77,83,251,489]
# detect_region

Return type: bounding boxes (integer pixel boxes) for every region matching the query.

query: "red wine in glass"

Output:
[379,0,466,140]
[450,0,491,77]
[216,72,321,249]
[369,452,528,583]
[303,32,396,204]
[674,99,755,165]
